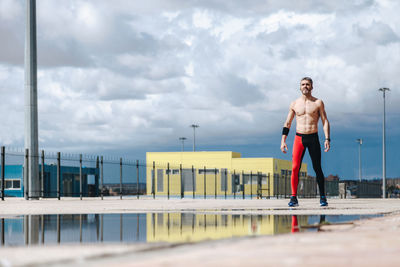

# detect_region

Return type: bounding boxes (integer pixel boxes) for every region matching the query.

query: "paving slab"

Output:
[1,197,400,215]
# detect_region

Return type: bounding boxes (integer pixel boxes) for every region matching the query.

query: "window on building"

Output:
[2,179,21,190]
[157,169,164,192]
[166,169,180,175]
[221,169,227,191]
[182,169,195,192]
[199,169,219,175]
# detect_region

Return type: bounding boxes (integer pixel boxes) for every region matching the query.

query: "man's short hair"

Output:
[301,77,313,86]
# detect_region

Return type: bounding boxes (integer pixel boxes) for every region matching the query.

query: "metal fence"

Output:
[0,146,338,200]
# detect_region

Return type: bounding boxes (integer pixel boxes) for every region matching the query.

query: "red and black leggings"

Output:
[291,132,325,197]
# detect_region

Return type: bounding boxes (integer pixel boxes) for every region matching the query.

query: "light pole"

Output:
[190,124,199,152]
[356,138,363,182]
[25,0,40,199]
[179,137,187,152]
[379,87,390,198]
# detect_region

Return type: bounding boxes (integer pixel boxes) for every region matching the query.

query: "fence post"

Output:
[257,171,261,199]
[136,160,139,199]
[120,158,123,200]
[214,168,217,199]
[192,165,195,199]
[100,156,104,200]
[284,173,287,198]
[203,166,206,199]
[180,164,184,199]
[1,146,4,201]
[24,149,29,200]
[250,171,253,199]
[233,170,236,199]
[167,163,170,200]
[41,150,44,198]
[267,173,270,199]
[79,154,82,200]
[224,169,227,200]
[242,170,245,200]
[57,152,60,200]
[152,161,155,199]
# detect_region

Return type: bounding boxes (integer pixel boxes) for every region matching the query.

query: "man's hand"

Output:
[324,140,330,152]
[281,142,288,153]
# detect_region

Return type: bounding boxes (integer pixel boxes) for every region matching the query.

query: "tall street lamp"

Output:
[356,138,363,182]
[179,137,187,152]
[379,87,390,198]
[190,124,199,152]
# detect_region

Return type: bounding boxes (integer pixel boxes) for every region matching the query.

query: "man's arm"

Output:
[319,100,330,152]
[281,102,295,154]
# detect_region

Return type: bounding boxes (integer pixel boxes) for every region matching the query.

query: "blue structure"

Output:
[2,165,99,198]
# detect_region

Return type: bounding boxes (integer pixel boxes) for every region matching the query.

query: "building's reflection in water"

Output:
[147,213,309,243]
[0,213,339,246]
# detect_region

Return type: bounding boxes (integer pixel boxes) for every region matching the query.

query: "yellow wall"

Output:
[146,151,307,197]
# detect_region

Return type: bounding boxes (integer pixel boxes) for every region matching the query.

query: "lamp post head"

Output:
[190,124,199,128]
[179,137,187,141]
[379,87,390,92]
[356,138,363,145]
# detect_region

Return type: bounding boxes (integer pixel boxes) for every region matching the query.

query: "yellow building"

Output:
[146,151,309,198]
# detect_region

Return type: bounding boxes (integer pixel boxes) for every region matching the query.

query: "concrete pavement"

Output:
[1,198,400,266]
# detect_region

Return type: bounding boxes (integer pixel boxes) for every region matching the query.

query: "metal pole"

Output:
[136,160,139,199]
[79,154,82,200]
[100,156,103,200]
[41,150,44,198]
[379,88,390,198]
[152,161,155,199]
[233,170,236,199]
[24,149,29,200]
[192,165,195,199]
[167,163,170,200]
[203,166,206,199]
[179,137,187,152]
[25,0,40,200]
[190,124,199,151]
[250,171,253,199]
[1,146,4,201]
[180,164,183,199]
[214,168,217,199]
[356,139,363,182]
[225,169,227,199]
[120,158,122,200]
[57,152,60,200]
[242,170,245,199]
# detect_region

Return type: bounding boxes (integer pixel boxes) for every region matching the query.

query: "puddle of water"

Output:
[0,213,381,247]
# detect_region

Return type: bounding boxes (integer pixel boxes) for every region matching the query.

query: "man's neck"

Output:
[301,94,313,100]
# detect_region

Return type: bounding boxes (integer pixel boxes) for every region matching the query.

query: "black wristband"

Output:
[282,127,289,136]
[326,138,331,142]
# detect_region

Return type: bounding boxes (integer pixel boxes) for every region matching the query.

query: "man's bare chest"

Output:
[293,102,320,117]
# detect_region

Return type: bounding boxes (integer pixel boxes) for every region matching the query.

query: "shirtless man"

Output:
[281,77,330,207]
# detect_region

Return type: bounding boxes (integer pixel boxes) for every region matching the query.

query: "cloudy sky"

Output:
[0,0,399,180]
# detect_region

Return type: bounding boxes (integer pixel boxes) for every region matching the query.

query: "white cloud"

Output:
[0,0,399,154]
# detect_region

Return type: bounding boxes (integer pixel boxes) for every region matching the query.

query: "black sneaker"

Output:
[288,196,299,207]
[320,196,328,207]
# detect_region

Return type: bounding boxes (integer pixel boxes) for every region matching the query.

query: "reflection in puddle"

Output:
[0,213,380,247]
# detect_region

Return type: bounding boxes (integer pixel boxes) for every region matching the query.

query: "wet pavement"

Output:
[0,198,400,266]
